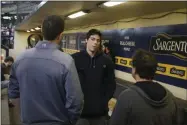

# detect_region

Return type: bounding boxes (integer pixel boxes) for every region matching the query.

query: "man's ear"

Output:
[134,67,137,75]
[59,32,63,40]
[41,26,43,33]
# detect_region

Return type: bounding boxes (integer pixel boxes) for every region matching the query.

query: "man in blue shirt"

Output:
[8,15,84,125]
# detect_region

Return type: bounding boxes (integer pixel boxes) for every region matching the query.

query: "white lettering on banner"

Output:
[153,38,187,53]
[120,41,136,46]
[120,36,135,52]
[124,47,130,51]
[124,36,129,40]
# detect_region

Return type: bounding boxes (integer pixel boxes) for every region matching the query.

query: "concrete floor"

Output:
[1,88,10,125]
[1,88,21,125]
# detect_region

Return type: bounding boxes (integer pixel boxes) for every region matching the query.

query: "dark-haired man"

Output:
[102,42,115,63]
[110,49,177,125]
[1,56,14,88]
[72,29,116,125]
[8,15,83,125]
[1,56,14,82]
[4,56,14,67]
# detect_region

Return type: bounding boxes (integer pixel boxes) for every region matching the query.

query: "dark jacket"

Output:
[1,63,6,81]
[8,41,84,125]
[110,81,178,125]
[105,52,115,64]
[72,50,116,117]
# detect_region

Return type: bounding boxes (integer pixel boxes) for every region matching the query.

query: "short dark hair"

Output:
[42,15,64,40]
[103,42,109,48]
[132,49,158,80]
[4,56,14,63]
[86,29,102,40]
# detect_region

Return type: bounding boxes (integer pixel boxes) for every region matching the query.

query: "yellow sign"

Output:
[157,63,187,80]
[115,56,187,80]
[62,48,80,54]
[115,56,132,68]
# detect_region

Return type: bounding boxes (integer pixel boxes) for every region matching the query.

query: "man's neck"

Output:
[136,79,152,82]
[45,39,58,45]
[86,49,95,57]
[135,76,152,83]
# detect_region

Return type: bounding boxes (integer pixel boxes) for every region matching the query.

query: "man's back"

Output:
[8,41,83,125]
[110,82,177,125]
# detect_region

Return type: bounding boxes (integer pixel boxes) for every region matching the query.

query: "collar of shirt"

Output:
[35,40,59,49]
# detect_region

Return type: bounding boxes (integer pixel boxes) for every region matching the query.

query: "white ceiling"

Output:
[15,1,187,32]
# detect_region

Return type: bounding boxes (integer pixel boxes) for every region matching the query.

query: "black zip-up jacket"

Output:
[72,50,116,117]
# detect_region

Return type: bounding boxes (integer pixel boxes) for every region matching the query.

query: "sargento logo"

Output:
[149,33,187,60]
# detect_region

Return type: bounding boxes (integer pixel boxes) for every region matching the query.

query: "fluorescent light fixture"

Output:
[35,27,41,30]
[2,2,6,4]
[68,11,87,19]
[30,29,35,32]
[27,30,30,32]
[103,1,125,7]
[40,1,47,6]
[3,16,11,20]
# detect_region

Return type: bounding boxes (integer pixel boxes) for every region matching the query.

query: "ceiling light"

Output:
[68,11,88,19]
[3,16,11,20]
[2,2,6,4]
[30,29,35,32]
[27,30,30,32]
[14,16,17,19]
[40,1,47,6]
[103,1,126,7]
[35,27,41,30]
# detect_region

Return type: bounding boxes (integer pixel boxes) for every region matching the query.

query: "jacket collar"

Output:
[82,49,103,58]
[35,40,59,49]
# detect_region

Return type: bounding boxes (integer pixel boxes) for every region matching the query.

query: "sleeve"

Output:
[109,90,132,125]
[8,63,20,99]
[64,59,84,124]
[172,96,181,124]
[1,80,9,89]
[104,59,116,103]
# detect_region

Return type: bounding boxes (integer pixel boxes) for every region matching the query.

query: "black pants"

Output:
[76,116,108,125]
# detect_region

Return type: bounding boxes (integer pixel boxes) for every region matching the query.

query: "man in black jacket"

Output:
[72,29,116,125]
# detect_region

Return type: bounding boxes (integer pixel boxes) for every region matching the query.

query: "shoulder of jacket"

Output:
[121,86,145,98]
[15,48,35,62]
[53,50,74,66]
[101,54,114,66]
[120,87,136,96]
[102,54,112,61]
[72,51,86,59]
